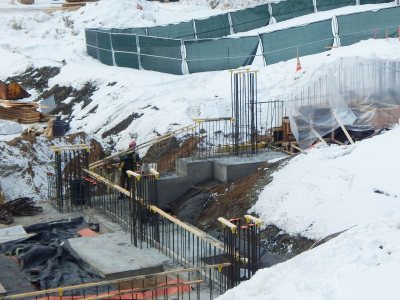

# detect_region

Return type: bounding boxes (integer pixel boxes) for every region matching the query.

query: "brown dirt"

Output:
[197,165,267,232]
[193,156,320,258]
[101,112,143,138]
[144,136,200,173]
[5,66,60,92]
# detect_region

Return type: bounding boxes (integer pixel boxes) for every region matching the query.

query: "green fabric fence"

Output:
[138,36,183,75]
[195,14,231,39]
[147,20,196,40]
[359,0,393,4]
[271,0,315,22]
[184,36,259,73]
[111,33,139,69]
[337,6,400,46]
[230,4,270,34]
[85,29,98,59]
[96,30,113,66]
[261,19,334,65]
[316,0,356,12]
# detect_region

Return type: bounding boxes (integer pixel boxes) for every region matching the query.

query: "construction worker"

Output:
[119,140,142,193]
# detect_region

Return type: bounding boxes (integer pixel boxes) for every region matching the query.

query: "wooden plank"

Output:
[332,110,354,145]
[0,263,230,300]
[150,205,225,250]
[84,280,204,300]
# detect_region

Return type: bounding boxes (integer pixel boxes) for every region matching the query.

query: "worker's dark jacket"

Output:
[120,152,141,171]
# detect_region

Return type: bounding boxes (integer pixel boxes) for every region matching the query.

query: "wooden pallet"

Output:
[0,107,42,124]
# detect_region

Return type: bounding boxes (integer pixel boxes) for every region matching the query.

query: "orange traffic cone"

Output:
[296,48,302,72]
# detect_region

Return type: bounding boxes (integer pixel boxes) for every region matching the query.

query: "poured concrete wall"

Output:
[157,156,274,206]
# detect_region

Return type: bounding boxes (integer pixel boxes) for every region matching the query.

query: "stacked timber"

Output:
[62,0,98,8]
[0,100,46,124]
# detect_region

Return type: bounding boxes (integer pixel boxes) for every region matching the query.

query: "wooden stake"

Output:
[332,110,354,145]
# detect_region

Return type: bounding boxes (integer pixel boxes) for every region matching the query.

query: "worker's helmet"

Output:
[129,140,137,149]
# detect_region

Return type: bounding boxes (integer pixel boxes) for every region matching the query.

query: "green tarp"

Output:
[114,52,139,69]
[147,21,196,40]
[85,29,98,59]
[195,14,231,39]
[261,19,334,65]
[111,33,139,69]
[96,30,111,50]
[316,0,356,12]
[230,4,270,33]
[359,0,392,4]
[98,49,113,66]
[337,7,400,46]
[111,34,137,52]
[138,36,183,75]
[184,36,259,73]
[110,28,147,35]
[271,0,315,22]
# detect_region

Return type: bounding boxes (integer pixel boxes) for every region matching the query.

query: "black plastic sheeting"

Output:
[0,218,103,291]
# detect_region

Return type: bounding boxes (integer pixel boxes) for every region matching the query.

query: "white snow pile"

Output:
[218,212,400,300]
[252,126,400,240]
[0,120,23,135]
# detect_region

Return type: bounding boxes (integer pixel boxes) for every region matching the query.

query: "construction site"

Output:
[1,0,400,299]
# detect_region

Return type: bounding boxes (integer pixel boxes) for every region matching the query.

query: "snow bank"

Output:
[252,126,400,239]
[218,213,400,300]
[0,120,23,135]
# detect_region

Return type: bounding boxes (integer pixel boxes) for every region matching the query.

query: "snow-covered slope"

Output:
[218,212,400,300]
[0,0,398,152]
[252,126,400,240]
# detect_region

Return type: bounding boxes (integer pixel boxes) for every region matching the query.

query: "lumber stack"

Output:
[62,0,98,8]
[0,198,43,225]
[0,100,46,124]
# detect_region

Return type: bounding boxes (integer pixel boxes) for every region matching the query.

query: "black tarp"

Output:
[0,218,103,291]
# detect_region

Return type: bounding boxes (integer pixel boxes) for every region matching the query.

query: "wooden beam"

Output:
[84,280,204,300]
[244,215,262,227]
[311,128,327,145]
[0,264,230,300]
[151,205,225,250]
[126,170,141,181]
[217,217,237,233]
[332,110,354,145]
[83,169,130,196]
[149,168,159,179]
[290,144,306,153]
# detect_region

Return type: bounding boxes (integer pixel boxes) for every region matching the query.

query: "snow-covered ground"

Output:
[219,211,400,300]
[1,1,400,297]
[252,126,400,240]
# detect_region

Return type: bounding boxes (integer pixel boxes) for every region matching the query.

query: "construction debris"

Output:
[0,100,48,124]
[0,81,30,101]
[0,198,43,225]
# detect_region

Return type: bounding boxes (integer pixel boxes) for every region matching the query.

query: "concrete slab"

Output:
[0,225,35,244]
[158,150,287,205]
[68,232,167,280]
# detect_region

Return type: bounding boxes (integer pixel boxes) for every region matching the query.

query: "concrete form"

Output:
[158,151,287,205]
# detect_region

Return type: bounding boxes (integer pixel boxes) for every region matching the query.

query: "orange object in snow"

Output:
[296,48,302,72]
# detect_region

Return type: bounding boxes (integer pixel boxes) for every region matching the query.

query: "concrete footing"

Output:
[158,151,287,206]
[68,232,166,280]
